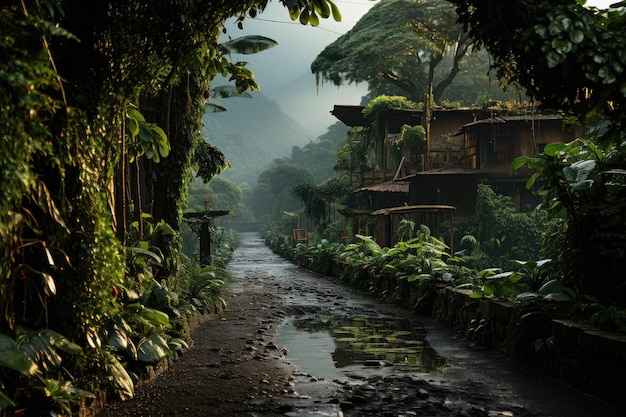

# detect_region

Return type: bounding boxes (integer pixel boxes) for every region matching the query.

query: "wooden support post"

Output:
[200,219,211,266]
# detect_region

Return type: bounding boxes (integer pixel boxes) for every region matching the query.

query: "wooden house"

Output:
[332,106,580,246]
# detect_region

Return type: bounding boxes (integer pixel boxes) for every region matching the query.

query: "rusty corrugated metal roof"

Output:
[371,205,456,216]
[355,181,410,193]
[453,114,564,136]
[331,105,481,133]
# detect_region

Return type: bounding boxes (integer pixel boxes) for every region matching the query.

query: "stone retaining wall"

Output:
[430,286,626,402]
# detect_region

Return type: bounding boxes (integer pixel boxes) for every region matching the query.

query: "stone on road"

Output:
[96,232,624,417]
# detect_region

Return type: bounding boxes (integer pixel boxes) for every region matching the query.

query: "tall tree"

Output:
[311,0,472,104]
[252,161,317,223]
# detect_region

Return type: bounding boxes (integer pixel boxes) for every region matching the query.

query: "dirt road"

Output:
[96,232,624,417]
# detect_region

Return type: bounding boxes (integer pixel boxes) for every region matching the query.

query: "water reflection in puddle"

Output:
[277,316,445,380]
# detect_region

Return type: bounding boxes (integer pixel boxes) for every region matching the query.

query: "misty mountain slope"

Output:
[202,91,315,186]
[266,71,367,136]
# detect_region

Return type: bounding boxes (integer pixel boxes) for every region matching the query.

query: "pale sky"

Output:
[221,0,377,91]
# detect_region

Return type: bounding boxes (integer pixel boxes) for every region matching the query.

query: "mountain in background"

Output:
[266,71,367,137]
[202,91,316,187]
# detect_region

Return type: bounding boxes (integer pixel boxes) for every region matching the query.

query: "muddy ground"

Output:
[96,233,624,417]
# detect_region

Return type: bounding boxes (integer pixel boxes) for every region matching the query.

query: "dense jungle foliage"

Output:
[2,0,625,414]
[0,0,341,414]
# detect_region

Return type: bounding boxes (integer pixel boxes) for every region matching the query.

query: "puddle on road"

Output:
[277,316,445,381]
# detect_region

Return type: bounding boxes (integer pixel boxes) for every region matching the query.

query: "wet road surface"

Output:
[96,232,624,417]
[227,233,623,417]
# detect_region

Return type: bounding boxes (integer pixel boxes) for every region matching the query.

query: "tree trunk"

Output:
[433,33,471,103]
[385,71,422,103]
[144,74,209,276]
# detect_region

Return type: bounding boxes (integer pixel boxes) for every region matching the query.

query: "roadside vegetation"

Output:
[0,0,340,415]
[263,0,626,355]
[2,0,625,415]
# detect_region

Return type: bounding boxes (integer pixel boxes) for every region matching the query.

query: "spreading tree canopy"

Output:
[311,0,472,104]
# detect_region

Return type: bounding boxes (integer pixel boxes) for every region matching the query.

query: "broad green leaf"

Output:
[309,11,320,27]
[571,179,594,190]
[478,267,502,277]
[553,39,572,54]
[548,20,563,36]
[544,292,574,302]
[129,247,163,264]
[104,353,134,401]
[526,172,541,189]
[168,337,190,352]
[0,390,16,411]
[315,0,331,18]
[511,259,535,267]
[299,9,310,25]
[543,142,568,156]
[563,159,596,182]
[593,54,607,64]
[0,334,16,351]
[138,123,152,143]
[0,349,39,376]
[222,35,278,55]
[569,29,584,44]
[515,292,541,302]
[288,7,299,20]
[155,220,176,236]
[205,102,228,113]
[140,307,171,328]
[486,271,514,280]
[137,338,162,364]
[511,155,531,170]
[128,108,145,122]
[151,125,168,151]
[126,115,139,137]
[43,329,81,355]
[107,324,128,352]
[67,385,96,399]
[158,143,169,158]
[534,24,547,37]
[538,279,565,295]
[545,51,562,68]
[16,331,62,372]
[536,259,552,267]
[601,68,616,84]
[137,333,171,364]
[329,0,342,21]
[560,17,573,31]
[406,273,431,282]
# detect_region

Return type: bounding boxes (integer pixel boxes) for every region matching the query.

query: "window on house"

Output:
[463,133,477,169]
